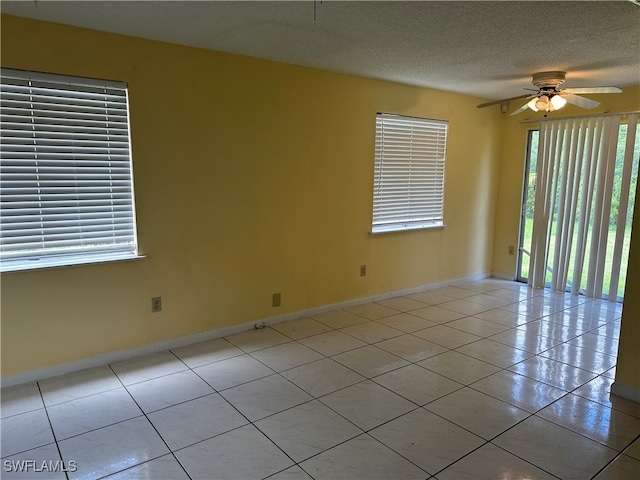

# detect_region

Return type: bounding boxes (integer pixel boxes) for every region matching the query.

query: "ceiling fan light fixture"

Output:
[477,71,618,115]
[535,95,550,111]
[550,94,567,110]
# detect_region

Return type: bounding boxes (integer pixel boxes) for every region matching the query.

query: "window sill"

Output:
[1,253,146,274]
[371,223,445,235]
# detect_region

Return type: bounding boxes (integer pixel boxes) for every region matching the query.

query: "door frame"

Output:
[516,129,537,284]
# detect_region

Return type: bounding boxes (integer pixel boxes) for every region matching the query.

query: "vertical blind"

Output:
[372,113,448,233]
[0,68,138,272]
[528,113,638,300]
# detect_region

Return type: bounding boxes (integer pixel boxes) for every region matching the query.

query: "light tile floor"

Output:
[2,279,640,480]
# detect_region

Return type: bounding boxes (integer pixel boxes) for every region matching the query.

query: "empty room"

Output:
[1,2,639,479]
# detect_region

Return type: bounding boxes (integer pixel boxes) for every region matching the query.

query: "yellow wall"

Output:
[616,189,640,391]
[0,15,503,377]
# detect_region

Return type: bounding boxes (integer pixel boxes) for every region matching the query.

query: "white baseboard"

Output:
[491,272,516,281]
[611,381,640,403]
[0,319,263,388]
[1,272,491,388]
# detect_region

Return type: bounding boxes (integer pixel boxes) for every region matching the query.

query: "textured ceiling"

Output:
[2,1,640,103]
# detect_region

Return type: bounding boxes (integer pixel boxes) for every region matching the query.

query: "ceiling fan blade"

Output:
[509,101,532,116]
[564,86,622,94]
[477,94,532,109]
[563,93,600,109]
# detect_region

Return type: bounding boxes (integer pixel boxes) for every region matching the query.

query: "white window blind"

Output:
[0,68,139,272]
[372,113,448,233]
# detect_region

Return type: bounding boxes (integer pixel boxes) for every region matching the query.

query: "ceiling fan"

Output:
[477,71,622,116]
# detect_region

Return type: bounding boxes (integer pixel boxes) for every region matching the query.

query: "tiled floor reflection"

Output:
[2,279,639,479]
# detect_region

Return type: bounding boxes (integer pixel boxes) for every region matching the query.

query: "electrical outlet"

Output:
[272,292,281,307]
[151,297,162,313]
[360,265,367,276]
[508,245,515,255]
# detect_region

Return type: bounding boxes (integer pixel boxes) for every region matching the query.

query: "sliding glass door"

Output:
[517,115,640,302]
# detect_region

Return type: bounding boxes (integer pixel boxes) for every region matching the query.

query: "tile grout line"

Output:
[587,432,640,479]
[37,381,71,480]
[105,361,194,480]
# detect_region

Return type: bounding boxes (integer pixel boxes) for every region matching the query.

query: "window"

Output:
[0,68,140,272]
[372,113,448,233]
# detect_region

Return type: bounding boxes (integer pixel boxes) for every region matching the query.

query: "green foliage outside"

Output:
[519,217,630,297]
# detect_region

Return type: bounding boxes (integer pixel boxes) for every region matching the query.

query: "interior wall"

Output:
[0,15,503,377]
[616,188,640,393]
